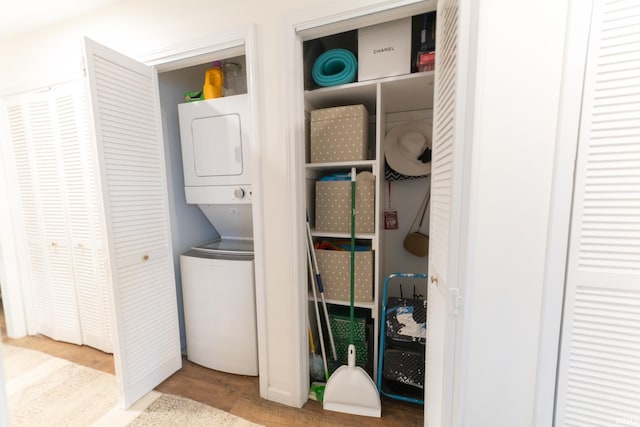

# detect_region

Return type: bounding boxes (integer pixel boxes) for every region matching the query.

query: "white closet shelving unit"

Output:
[303,28,435,379]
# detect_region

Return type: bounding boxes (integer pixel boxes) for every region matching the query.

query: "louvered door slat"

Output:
[47,243,81,343]
[57,84,113,353]
[84,37,181,408]
[58,94,90,241]
[6,92,82,344]
[8,103,49,334]
[31,99,67,243]
[11,100,55,338]
[555,0,640,425]
[429,0,458,284]
[92,53,168,272]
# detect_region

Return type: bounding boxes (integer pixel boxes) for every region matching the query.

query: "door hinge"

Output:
[80,54,88,77]
[449,287,463,316]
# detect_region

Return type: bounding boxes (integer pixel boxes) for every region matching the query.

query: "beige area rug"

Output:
[2,344,261,426]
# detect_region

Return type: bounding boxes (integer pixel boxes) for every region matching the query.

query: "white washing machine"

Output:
[180,239,257,376]
[178,94,258,376]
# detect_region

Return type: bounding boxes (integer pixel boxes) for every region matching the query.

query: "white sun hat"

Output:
[384,122,432,176]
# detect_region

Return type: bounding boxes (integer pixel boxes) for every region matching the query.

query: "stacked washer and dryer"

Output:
[178,93,258,376]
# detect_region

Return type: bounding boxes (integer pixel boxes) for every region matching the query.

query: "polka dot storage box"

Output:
[310,104,369,163]
[315,173,375,234]
[314,248,373,302]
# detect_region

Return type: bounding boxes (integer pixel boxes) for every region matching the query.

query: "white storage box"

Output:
[358,17,412,81]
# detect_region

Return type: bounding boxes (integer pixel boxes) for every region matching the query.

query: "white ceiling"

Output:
[0,0,123,39]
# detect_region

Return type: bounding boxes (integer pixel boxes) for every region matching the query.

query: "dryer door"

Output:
[192,113,243,177]
[179,94,252,187]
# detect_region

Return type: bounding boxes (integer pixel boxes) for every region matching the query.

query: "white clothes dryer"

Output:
[178,93,258,376]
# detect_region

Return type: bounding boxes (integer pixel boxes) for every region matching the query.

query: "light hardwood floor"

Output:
[0,305,424,426]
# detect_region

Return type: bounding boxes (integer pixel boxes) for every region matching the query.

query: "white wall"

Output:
[382,176,430,298]
[0,0,405,408]
[157,64,221,350]
[457,1,569,425]
[0,0,574,419]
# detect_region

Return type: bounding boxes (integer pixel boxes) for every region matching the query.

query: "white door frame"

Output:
[138,24,269,398]
[282,0,463,411]
[532,1,594,425]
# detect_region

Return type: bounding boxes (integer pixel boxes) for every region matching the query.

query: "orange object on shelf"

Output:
[203,61,224,99]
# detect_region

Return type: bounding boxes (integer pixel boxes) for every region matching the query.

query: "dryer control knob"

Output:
[234,188,245,199]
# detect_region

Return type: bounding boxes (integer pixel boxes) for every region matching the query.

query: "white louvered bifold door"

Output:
[5,91,83,345]
[57,85,114,354]
[555,1,640,425]
[83,37,181,409]
[426,0,468,425]
[5,82,113,351]
[6,100,53,338]
[429,1,457,287]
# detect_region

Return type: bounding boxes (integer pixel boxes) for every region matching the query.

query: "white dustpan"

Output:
[322,167,381,418]
[322,344,382,417]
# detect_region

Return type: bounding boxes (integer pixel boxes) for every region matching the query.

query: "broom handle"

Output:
[350,168,356,345]
[307,243,328,380]
[306,212,338,363]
